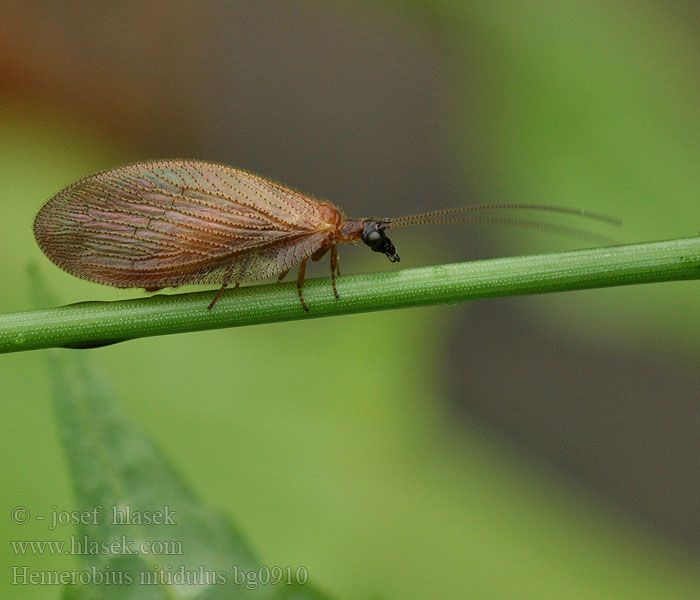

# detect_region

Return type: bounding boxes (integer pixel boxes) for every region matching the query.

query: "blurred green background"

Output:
[1,1,698,598]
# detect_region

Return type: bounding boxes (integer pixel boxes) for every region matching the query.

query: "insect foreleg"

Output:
[330,245,340,299]
[310,245,340,299]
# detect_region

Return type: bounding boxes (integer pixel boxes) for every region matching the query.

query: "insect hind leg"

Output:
[207,257,249,310]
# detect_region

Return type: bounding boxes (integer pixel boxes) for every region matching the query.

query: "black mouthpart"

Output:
[372,237,399,262]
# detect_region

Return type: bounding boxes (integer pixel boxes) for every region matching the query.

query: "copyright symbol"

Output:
[11,506,30,524]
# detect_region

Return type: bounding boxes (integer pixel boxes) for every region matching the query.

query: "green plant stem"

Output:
[3,236,699,354]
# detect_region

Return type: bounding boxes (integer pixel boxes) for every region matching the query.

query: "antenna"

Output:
[386,203,621,228]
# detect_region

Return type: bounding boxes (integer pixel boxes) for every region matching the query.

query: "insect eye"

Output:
[364,230,384,248]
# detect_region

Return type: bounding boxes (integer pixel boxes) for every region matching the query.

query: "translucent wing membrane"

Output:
[34,161,331,288]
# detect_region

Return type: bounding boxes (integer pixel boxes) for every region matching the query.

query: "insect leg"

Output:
[277,269,290,282]
[296,257,310,312]
[207,257,248,310]
[233,256,250,289]
[330,245,340,299]
[311,246,329,262]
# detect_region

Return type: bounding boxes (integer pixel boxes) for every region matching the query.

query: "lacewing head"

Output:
[359,220,399,262]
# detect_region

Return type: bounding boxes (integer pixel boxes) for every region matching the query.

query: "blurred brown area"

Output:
[2,0,697,550]
[0,1,451,214]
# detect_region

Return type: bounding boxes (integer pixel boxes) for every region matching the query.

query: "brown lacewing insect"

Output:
[34,160,619,311]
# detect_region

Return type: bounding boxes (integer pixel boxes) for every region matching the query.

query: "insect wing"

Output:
[34,161,329,287]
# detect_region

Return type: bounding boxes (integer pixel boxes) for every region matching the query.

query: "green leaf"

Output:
[36,279,329,599]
